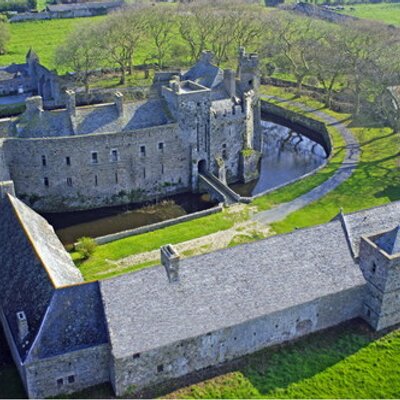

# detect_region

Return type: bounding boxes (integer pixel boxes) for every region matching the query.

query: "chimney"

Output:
[0,181,15,199]
[200,50,214,64]
[161,244,180,283]
[16,311,28,342]
[169,75,181,93]
[25,96,43,115]
[115,92,124,117]
[224,69,236,99]
[65,90,76,117]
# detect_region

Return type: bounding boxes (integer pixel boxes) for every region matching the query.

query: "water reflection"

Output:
[231,121,327,197]
[43,193,214,245]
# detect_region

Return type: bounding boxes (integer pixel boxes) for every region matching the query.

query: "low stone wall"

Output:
[261,100,332,153]
[94,203,224,245]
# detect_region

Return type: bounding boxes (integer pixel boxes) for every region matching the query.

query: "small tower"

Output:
[238,47,260,93]
[359,226,400,331]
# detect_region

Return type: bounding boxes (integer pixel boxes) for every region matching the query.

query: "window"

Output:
[143,168,146,179]
[57,378,63,387]
[111,149,118,162]
[67,177,73,187]
[44,177,49,187]
[95,175,98,187]
[115,172,118,184]
[41,155,47,167]
[372,262,377,274]
[157,364,164,373]
[222,144,227,159]
[161,163,164,175]
[66,156,71,166]
[133,353,140,359]
[91,152,98,164]
[67,375,75,384]
[158,142,164,153]
[140,145,146,157]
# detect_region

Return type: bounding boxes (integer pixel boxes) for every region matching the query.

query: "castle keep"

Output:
[0,49,261,212]
[0,184,400,398]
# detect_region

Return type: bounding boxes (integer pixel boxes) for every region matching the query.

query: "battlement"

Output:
[239,47,259,69]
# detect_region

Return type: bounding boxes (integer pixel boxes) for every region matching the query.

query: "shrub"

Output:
[76,237,97,260]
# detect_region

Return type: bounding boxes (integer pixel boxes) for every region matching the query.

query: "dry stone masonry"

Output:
[0,185,400,398]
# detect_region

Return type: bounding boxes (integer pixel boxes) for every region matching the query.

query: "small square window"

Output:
[68,375,75,384]
[140,145,146,157]
[91,152,98,164]
[57,378,63,387]
[157,364,164,373]
[66,156,71,166]
[158,142,164,152]
[133,353,140,359]
[111,149,118,162]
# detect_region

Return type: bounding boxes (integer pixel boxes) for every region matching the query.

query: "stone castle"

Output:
[1,182,400,398]
[0,49,262,212]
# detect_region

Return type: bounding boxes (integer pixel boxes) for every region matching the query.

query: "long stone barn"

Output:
[0,186,400,397]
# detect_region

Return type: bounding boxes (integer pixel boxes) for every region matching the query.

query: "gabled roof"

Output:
[183,57,223,89]
[375,225,400,255]
[0,194,83,360]
[100,220,364,359]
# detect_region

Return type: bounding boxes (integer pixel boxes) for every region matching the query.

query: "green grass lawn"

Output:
[75,208,247,281]
[0,17,105,69]
[341,3,400,26]
[166,320,400,399]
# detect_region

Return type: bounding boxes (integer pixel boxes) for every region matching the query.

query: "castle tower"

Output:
[161,77,211,191]
[359,226,400,330]
[238,47,260,94]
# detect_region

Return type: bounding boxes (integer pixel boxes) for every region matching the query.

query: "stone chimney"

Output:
[161,244,180,283]
[200,50,214,64]
[0,181,15,199]
[16,311,28,342]
[25,96,43,115]
[224,69,236,99]
[115,92,124,117]
[169,75,181,93]
[65,90,76,117]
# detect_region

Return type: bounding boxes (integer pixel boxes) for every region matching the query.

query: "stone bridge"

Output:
[198,172,240,205]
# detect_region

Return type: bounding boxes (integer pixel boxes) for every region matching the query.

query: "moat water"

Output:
[44,120,327,245]
[44,192,215,245]
[230,120,327,197]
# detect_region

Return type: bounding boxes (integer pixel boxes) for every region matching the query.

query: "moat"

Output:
[43,120,327,245]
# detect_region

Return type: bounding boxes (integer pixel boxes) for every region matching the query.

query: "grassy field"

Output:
[0,17,104,68]
[166,320,400,399]
[341,3,400,26]
[74,208,248,281]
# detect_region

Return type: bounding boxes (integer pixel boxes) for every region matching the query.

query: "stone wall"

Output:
[24,344,110,398]
[261,100,332,154]
[111,285,364,396]
[4,123,192,212]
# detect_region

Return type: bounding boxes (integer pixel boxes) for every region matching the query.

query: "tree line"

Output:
[55,0,400,128]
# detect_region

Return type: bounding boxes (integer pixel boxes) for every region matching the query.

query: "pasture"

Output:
[341,3,400,26]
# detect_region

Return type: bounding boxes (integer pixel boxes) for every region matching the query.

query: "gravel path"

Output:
[252,96,360,225]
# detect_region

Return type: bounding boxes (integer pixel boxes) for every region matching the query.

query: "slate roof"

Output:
[342,201,400,257]
[374,225,400,255]
[0,64,29,81]
[0,194,83,360]
[183,58,224,89]
[47,0,122,12]
[27,282,108,361]
[14,99,173,138]
[100,220,365,359]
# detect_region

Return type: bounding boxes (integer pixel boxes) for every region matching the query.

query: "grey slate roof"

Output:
[47,0,122,12]
[100,220,365,359]
[14,99,173,138]
[374,225,400,255]
[342,201,400,257]
[28,282,108,361]
[183,59,223,89]
[0,64,29,81]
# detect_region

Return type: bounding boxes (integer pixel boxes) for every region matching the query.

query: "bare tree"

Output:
[55,23,104,95]
[144,6,175,69]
